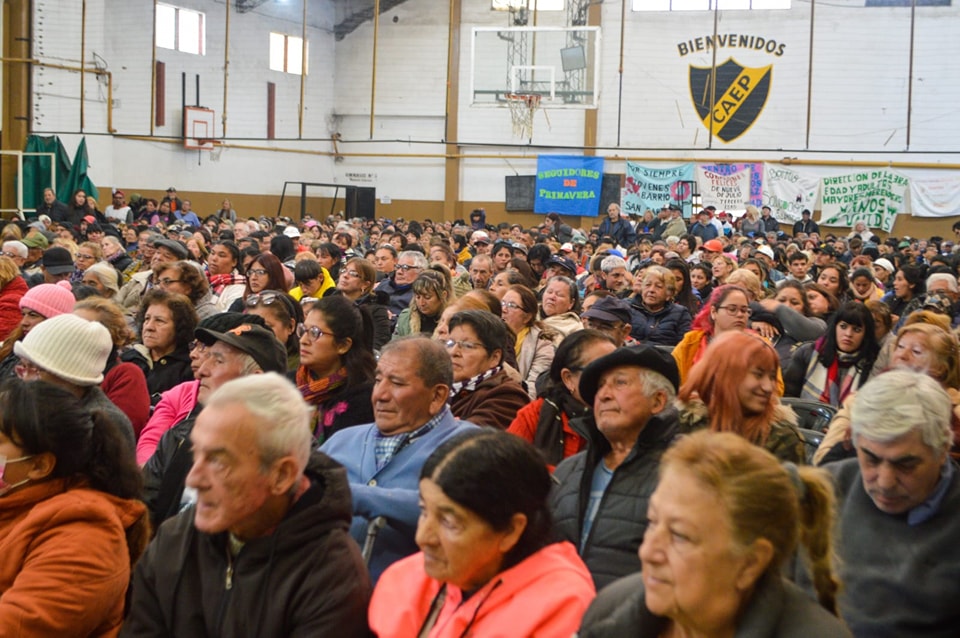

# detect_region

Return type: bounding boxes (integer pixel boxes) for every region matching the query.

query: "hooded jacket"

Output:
[122,452,372,638]
[369,542,595,638]
[550,407,679,590]
[0,478,148,637]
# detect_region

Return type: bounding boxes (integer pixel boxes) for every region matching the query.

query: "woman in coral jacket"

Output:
[0,257,27,344]
[0,379,148,636]
[369,430,596,638]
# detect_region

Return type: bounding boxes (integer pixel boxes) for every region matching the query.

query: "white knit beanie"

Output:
[14,314,112,386]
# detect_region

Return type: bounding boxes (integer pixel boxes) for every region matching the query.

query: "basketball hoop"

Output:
[505,93,542,140]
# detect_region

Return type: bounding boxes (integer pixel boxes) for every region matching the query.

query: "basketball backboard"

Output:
[470,26,600,109]
[184,106,216,150]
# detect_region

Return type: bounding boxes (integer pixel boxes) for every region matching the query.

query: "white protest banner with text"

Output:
[762,164,820,223]
[695,166,752,215]
[819,169,908,232]
[909,174,960,218]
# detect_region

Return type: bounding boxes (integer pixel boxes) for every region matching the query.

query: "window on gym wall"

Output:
[632,0,790,10]
[156,4,206,55]
[492,0,565,10]
[270,33,308,75]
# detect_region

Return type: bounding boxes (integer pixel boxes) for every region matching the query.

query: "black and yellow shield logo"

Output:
[689,58,771,143]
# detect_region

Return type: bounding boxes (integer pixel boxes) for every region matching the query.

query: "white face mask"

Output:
[0,453,34,497]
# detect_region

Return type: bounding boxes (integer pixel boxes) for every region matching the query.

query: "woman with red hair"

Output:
[676,331,805,463]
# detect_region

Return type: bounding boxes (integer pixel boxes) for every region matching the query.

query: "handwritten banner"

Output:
[820,169,908,232]
[909,174,960,218]
[534,155,605,217]
[696,166,752,214]
[699,162,763,207]
[762,164,821,223]
[623,162,695,218]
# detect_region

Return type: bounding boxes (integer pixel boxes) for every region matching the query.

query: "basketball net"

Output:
[505,93,542,140]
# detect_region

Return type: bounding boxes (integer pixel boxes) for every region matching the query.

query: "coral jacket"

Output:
[369,541,595,638]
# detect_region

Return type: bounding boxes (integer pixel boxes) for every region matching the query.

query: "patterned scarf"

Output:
[449,365,501,399]
[207,272,245,295]
[296,366,349,439]
[802,349,862,407]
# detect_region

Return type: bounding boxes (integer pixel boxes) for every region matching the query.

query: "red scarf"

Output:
[207,272,245,295]
[296,365,349,440]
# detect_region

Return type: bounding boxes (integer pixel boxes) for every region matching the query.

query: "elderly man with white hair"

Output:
[819,369,960,637]
[123,373,372,637]
[598,255,632,297]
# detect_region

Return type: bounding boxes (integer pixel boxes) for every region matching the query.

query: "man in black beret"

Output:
[549,345,681,590]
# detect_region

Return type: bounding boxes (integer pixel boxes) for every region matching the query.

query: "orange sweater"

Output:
[369,542,595,638]
[0,479,146,637]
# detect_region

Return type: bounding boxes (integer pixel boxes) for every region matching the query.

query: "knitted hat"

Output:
[19,281,75,318]
[14,314,112,385]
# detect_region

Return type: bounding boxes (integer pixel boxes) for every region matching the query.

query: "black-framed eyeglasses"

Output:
[297,323,336,341]
[717,304,752,317]
[397,264,422,272]
[247,268,268,277]
[246,291,283,308]
[158,277,182,286]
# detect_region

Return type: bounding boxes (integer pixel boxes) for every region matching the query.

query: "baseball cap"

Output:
[283,226,301,238]
[560,243,574,253]
[472,230,490,244]
[756,245,775,260]
[22,234,49,250]
[702,239,724,253]
[582,296,632,325]
[194,324,287,374]
[545,255,577,276]
[41,247,74,275]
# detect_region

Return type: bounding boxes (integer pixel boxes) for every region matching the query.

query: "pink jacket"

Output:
[369,541,595,638]
[135,380,199,465]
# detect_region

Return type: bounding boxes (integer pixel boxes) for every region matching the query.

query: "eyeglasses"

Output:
[501,301,522,310]
[1,251,18,259]
[158,277,182,286]
[396,264,422,272]
[340,269,362,279]
[297,323,336,341]
[247,268,268,277]
[716,305,752,317]
[76,254,96,261]
[246,291,284,308]
[188,340,208,353]
[444,339,485,352]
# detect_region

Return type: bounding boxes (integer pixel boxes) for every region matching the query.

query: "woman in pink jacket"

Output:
[369,430,596,637]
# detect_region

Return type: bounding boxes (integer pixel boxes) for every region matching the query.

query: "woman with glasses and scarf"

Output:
[244,289,303,372]
[205,240,246,311]
[672,285,764,387]
[785,301,880,408]
[295,295,376,443]
[228,252,288,312]
[333,257,391,351]
[446,310,529,430]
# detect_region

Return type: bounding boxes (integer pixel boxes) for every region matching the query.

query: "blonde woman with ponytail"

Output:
[578,429,850,637]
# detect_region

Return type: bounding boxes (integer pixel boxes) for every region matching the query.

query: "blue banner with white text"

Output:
[534,155,605,217]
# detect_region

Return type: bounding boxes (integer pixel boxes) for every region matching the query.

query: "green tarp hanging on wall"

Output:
[21,135,72,211]
[57,138,98,206]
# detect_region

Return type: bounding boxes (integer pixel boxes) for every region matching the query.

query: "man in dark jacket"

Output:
[549,345,680,589]
[123,373,371,637]
[142,322,287,530]
[598,203,637,249]
[792,209,820,237]
[36,188,69,223]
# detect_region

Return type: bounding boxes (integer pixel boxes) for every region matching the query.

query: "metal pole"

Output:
[707,3,719,149]
[150,0,158,135]
[80,0,86,132]
[906,0,916,149]
[298,0,307,138]
[805,0,815,150]
[369,0,380,138]
[223,0,230,137]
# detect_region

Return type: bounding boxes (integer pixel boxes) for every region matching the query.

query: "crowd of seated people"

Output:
[0,195,958,636]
